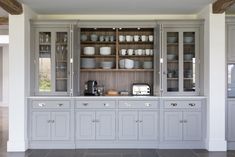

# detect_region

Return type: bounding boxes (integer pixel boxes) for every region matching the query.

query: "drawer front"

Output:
[118,101,158,109]
[32,100,70,109]
[76,100,116,109]
[164,100,201,109]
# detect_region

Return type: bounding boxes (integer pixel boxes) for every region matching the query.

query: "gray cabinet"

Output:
[164,111,201,141]
[118,111,158,140]
[32,111,71,141]
[32,112,51,141]
[228,100,235,141]
[227,25,235,62]
[162,27,200,95]
[76,111,115,140]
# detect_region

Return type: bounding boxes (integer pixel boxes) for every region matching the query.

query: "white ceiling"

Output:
[18,0,213,14]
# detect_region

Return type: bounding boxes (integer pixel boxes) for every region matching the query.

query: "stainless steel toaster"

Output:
[132,83,151,96]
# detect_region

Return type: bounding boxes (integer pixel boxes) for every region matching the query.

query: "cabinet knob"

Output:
[171,103,177,106]
[58,103,63,107]
[47,120,51,123]
[184,120,188,123]
[104,103,109,107]
[51,120,55,123]
[135,120,139,123]
[92,120,96,123]
[189,103,196,107]
[38,103,46,107]
[179,120,184,123]
[139,120,143,123]
[145,103,151,107]
[83,103,88,106]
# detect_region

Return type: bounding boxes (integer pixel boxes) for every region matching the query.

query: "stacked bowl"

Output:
[81,58,96,69]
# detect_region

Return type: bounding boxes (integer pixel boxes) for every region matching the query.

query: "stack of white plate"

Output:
[143,61,153,69]
[100,47,111,55]
[100,61,114,69]
[119,59,134,69]
[83,47,95,55]
[81,58,96,69]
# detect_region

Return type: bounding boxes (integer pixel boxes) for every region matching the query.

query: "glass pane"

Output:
[55,32,68,92]
[39,32,51,92]
[228,64,235,97]
[183,32,195,92]
[167,32,179,92]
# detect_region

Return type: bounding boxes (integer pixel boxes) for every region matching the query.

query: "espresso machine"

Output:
[84,80,98,96]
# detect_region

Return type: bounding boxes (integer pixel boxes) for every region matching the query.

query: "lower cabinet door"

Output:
[51,112,70,141]
[118,111,138,140]
[228,100,235,141]
[76,111,95,140]
[139,111,158,140]
[183,112,202,141]
[164,112,183,141]
[96,111,116,140]
[32,112,51,140]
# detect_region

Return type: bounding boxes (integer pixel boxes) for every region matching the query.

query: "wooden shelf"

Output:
[167,60,178,63]
[39,43,51,45]
[81,41,116,44]
[167,43,178,45]
[56,43,67,45]
[184,43,195,45]
[81,55,116,58]
[119,55,153,58]
[80,69,154,72]
[167,78,179,80]
[56,78,68,80]
[184,78,193,80]
[119,41,153,44]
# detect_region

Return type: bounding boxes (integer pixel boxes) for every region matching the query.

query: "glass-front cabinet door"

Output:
[163,28,199,95]
[36,28,70,95]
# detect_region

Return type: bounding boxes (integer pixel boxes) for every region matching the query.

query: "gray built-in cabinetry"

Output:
[29,20,206,149]
[226,17,235,150]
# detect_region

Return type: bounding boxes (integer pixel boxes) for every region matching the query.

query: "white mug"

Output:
[119,35,125,42]
[127,49,134,55]
[150,49,153,56]
[134,35,140,42]
[137,49,143,55]
[126,35,133,42]
[145,49,151,55]
[141,35,148,42]
[120,49,127,55]
[149,35,154,42]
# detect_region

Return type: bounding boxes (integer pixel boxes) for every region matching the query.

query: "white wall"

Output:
[7,5,36,152]
[198,5,227,151]
[1,46,9,107]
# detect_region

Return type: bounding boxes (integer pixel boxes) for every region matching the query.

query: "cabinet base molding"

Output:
[75,141,159,149]
[159,141,206,149]
[28,142,75,149]
[227,142,235,150]
[7,140,28,152]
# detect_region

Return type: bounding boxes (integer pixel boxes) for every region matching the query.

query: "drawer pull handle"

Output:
[171,103,177,106]
[139,120,143,123]
[92,120,96,123]
[58,104,63,107]
[83,103,88,106]
[179,120,184,123]
[104,103,109,107]
[189,103,196,107]
[145,103,151,107]
[51,120,55,123]
[47,120,51,123]
[184,120,188,123]
[135,120,139,123]
[38,103,46,107]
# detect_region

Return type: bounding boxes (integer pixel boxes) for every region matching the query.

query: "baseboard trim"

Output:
[7,140,28,152]
[206,139,227,151]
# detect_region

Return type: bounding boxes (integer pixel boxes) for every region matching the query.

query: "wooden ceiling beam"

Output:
[0,17,8,25]
[213,0,235,13]
[0,0,22,15]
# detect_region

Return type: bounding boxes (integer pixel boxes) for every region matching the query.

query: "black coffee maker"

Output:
[84,80,98,96]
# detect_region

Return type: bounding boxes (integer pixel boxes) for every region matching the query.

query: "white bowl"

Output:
[100,47,111,55]
[184,54,193,60]
[100,61,113,69]
[143,61,153,69]
[119,59,125,69]
[167,37,177,43]
[184,37,194,43]
[124,59,134,69]
[83,47,95,55]
[167,54,176,60]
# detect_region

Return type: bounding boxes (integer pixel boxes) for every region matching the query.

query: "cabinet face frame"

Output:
[162,27,200,96]
[34,27,71,96]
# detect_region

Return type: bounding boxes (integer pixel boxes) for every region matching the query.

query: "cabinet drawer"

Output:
[118,101,158,109]
[76,100,115,109]
[164,101,201,109]
[32,100,70,109]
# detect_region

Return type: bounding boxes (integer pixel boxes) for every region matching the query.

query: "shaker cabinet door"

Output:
[183,112,202,141]
[118,111,138,140]
[76,111,95,140]
[96,111,116,140]
[228,101,235,141]
[164,112,183,141]
[51,112,70,141]
[32,112,51,141]
[228,26,235,62]
[139,111,158,140]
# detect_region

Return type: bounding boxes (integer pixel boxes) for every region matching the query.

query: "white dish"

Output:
[83,47,95,55]
[100,47,111,55]
[124,59,134,69]
[100,61,113,69]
